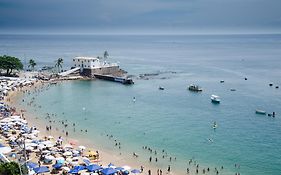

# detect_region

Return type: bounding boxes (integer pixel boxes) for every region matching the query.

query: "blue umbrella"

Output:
[86,164,102,172]
[26,162,38,169]
[115,167,124,171]
[52,163,63,169]
[33,166,49,174]
[131,169,141,174]
[101,168,118,175]
[68,165,85,174]
[108,163,114,167]
[83,159,91,166]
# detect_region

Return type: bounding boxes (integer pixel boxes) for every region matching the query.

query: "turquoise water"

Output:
[1,34,281,174]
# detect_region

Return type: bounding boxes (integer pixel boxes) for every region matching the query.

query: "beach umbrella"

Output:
[53,163,63,169]
[101,168,118,175]
[45,155,55,160]
[115,167,124,171]
[83,158,91,166]
[68,165,85,174]
[131,169,141,174]
[86,164,102,172]
[108,163,114,167]
[62,166,70,171]
[26,162,38,169]
[33,166,49,174]
[63,151,72,156]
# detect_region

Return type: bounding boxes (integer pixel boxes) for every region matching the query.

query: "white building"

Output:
[72,56,122,76]
[73,56,118,69]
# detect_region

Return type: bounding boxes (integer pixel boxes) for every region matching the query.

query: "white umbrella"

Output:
[62,167,70,171]
[45,155,55,160]
[25,146,34,151]
[72,150,79,154]
[41,150,50,154]
[63,151,72,156]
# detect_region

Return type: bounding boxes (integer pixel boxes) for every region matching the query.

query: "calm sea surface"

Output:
[1,34,281,174]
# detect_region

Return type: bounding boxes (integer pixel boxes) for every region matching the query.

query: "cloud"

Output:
[0,0,281,33]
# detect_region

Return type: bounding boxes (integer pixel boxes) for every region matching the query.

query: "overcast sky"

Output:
[0,0,281,34]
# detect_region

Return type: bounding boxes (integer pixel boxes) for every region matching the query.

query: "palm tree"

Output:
[103,51,109,59]
[28,59,36,71]
[55,58,63,73]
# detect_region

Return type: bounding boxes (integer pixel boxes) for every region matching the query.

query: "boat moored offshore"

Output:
[188,84,202,92]
[211,95,220,103]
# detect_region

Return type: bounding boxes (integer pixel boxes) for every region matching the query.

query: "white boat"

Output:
[211,95,220,103]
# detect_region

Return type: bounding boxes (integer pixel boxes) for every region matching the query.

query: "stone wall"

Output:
[81,66,125,77]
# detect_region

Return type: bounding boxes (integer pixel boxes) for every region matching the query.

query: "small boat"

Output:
[211,95,220,103]
[159,86,165,90]
[269,83,273,87]
[188,84,202,92]
[230,88,236,91]
[255,110,266,115]
[213,122,217,129]
[220,80,224,83]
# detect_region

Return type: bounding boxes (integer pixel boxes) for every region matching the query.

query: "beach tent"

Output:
[33,166,50,174]
[86,164,102,172]
[101,168,118,175]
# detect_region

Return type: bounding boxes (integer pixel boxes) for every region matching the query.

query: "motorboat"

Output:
[255,109,266,115]
[188,84,202,92]
[211,95,220,103]
[159,86,165,90]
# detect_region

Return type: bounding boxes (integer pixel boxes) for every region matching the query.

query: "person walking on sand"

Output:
[167,165,171,173]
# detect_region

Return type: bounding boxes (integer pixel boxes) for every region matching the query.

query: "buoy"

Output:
[244,77,247,80]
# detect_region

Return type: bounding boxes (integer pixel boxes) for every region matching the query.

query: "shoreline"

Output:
[4,78,181,175]
[1,75,238,175]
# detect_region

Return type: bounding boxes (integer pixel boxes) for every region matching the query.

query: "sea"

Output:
[1,34,281,175]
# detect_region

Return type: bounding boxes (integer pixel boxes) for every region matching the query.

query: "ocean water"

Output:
[1,34,281,174]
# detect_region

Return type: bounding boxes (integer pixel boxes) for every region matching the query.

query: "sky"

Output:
[0,0,281,34]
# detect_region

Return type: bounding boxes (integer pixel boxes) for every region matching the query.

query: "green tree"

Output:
[28,59,36,71]
[0,55,23,75]
[0,162,28,175]
[103,51,109,59]
[54,58,63,73]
